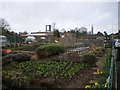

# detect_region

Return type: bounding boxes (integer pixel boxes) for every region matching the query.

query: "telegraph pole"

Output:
[91,25,93,35]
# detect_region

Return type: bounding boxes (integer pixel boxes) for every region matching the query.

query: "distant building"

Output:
[21,25,54,41]
[26,36,36,43]
[30,31,53,40]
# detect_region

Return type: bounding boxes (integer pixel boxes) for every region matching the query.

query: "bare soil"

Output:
[56,67,96,88]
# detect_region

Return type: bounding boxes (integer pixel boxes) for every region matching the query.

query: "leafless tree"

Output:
[0,18,11,34]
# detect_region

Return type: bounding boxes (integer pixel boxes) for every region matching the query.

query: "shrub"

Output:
[2,70,30,88]
[13,53,31,62]
[2,54,14,66]
[82,53,97,65]
[3,53,31,64]
[36,44,66,58]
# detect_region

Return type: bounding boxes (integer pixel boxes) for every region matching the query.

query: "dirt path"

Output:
[96,54,105,70]
[54,67,95,88]
[64,68,95,88]
[96,49,109,70]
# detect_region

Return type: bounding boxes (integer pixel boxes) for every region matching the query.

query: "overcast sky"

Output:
[0,1,118,34]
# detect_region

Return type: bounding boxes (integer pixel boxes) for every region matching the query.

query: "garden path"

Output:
[89,49,109,84]
[60,49,109,88]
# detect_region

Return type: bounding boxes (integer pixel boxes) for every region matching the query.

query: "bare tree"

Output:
[0,18,11,34]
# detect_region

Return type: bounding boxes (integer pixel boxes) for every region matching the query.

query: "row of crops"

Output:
[6,60,87,79]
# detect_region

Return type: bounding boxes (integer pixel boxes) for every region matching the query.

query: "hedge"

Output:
[36,44,66,59]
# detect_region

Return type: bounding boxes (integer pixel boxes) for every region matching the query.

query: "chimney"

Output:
[46,25,51,32]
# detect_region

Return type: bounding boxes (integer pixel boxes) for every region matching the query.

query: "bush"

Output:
[3,53,31,64]
[2,70,30,88]
[2,54,14,66]
[13,53,31,62]
[36,44,66,58]
[82,53,97,65]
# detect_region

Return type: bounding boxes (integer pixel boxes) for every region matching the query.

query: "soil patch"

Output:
[54,67,96,88]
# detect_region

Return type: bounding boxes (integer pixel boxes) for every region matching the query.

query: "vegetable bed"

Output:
[5,60,87,79]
